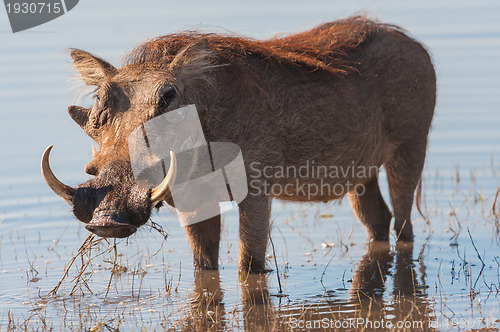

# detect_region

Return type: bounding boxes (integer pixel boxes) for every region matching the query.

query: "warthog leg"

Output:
[185,214,221,270]
[238,194,272,274]
[386,140,428,241]
[349,177,392,241]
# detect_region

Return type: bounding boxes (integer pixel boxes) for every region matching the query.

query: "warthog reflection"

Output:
[177,242,435,331]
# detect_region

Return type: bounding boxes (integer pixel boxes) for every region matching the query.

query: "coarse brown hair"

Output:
[125,16,387,76]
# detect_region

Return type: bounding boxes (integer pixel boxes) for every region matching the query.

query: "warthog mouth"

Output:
[84,210,138,238]
[85,219,138,238]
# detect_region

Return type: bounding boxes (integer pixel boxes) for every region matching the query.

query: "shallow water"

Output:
[1,0,499,330]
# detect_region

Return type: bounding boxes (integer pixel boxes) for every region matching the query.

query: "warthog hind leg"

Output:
[385,140,427,241]
[348,177,392,241]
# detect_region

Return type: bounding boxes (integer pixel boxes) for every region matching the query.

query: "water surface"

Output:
[0,1,499,330]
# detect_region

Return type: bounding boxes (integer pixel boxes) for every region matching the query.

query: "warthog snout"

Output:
[41,146,177,238]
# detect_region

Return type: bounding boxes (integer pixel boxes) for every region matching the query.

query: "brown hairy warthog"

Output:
[42,17,435,273]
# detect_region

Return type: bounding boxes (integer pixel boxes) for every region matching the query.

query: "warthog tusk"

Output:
[41,145,76,206]
[151,151,177,208]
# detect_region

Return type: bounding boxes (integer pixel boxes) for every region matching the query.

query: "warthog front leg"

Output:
[238,194,272,274]
[185,214,221,270]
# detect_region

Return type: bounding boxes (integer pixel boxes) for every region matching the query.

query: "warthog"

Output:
[42,16,435,273]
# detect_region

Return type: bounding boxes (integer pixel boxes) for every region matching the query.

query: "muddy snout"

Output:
[41,146,177,239]
[73,180,150,239]
[72,171,153,238]
[85,210,138,238]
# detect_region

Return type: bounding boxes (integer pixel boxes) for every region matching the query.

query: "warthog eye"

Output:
[158,86,177,110]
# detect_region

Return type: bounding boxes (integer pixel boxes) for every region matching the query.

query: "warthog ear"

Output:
[70,49,117,86]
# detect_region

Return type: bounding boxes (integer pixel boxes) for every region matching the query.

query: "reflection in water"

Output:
[182,270,226,331]
[240,273,273,331]
[347,242,435,331]
[181,242,435,331]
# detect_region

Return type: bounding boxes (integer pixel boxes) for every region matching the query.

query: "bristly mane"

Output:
[125,16,386,76]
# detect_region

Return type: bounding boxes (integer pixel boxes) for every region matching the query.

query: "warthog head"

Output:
[41,49,183,238]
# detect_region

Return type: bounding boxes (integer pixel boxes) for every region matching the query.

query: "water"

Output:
[1,0,499,330]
